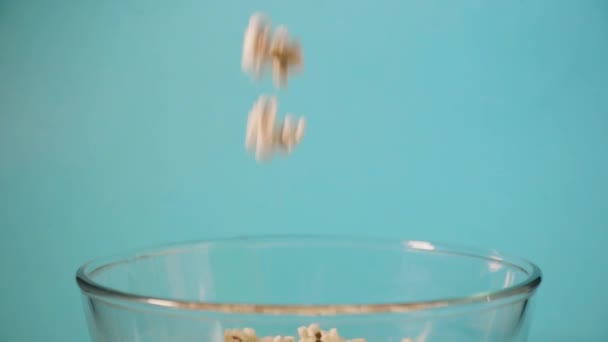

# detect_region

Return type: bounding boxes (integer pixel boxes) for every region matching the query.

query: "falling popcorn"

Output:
[279,113,306,154]
[241,12,303,89]
[242,12,273,79]
[269,25,303,89]
[245,95,306,162]
[241,12,306,163]
[245,95,278,162]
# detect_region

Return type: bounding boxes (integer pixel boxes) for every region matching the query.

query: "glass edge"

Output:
[75,234,543,316]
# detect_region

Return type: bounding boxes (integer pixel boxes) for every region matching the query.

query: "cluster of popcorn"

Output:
[224,324,418,342]
[245,95,306,161]
[242,12,303,89]
[224,324,361,342]
[297,324,364,342]
[241,12,306,163]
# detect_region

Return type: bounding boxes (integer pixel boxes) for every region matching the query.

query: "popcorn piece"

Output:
[278,114,306,154]
[241,13,303,89]
[245,95,278,161]
[224,328,258,342]
[297,323,322,342]
[297,324,365,342]
[242,12,273,79]
[224,324,424,342]
[259,336,296,342]
[276,337,295,342]
[245,95,306,162]
[269,25,303,89]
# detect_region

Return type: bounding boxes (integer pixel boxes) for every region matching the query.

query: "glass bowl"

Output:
[76,236,542,341]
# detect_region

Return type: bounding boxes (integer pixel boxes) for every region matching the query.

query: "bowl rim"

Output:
[76,235,542,315]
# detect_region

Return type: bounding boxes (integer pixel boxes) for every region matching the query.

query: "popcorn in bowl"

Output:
[224,323,429,342]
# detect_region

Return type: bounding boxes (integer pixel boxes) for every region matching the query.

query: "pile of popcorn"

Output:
[224,324,416,342]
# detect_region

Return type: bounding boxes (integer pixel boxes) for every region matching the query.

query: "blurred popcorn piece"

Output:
[270,25,303,89]
[245,95,278,162]
[278,114,306,154]
[242,12,273,79]
[245,95,306,162]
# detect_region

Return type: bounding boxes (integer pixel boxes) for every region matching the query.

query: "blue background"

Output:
[1,0,606,340]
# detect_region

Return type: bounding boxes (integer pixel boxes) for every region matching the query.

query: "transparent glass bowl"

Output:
[76,236,542,341]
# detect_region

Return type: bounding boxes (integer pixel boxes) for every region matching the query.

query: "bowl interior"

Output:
[82,237,538,307]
